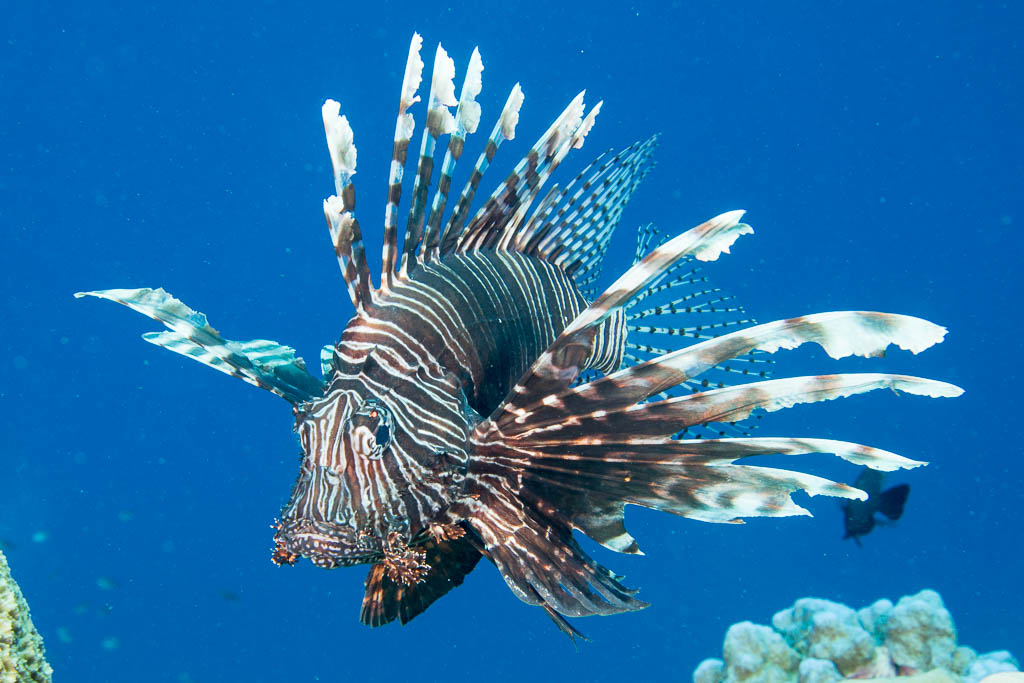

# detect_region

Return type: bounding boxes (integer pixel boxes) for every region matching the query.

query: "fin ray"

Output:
[75,288,321,403]
[360,533,481,627]
[507,373,962,442]
[400,43,459,276]
[439,84,524,255]
[457,479,646,619]
[421,47,485,264]
[491,211,752,426]
[381,33,425,291]
[496,311,958,433]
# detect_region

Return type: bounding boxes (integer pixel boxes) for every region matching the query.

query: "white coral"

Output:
[722,621,799,682]
[883,589,957,672]
[692,589,1018,683]
[772,598,876,676]
[1,550,52,682]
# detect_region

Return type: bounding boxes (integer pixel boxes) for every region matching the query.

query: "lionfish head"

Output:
[272,346,474,570]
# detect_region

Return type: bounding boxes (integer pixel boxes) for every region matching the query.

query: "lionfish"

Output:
[77,34,962,638]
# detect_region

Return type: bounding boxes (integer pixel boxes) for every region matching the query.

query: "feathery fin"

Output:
[506,373,961,442]
[360,533,481,627]
[494,210,751,426]
[459,209,960,624]
[74,288,321,404]
[513,310,955,427]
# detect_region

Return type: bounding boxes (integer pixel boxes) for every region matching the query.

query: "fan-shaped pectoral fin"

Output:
[360,531,482,627]
[455,467,647,634]
[75,287,322,404]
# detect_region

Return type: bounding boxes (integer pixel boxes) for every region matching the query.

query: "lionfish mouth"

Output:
[271,518,380,569]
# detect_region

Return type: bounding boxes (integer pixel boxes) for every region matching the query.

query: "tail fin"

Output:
[458,213,962,626]
[877,484,910,521]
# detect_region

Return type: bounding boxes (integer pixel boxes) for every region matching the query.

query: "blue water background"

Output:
[2,2,1020,681]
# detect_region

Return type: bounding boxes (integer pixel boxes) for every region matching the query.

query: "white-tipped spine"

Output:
[572,101,602,149]
[322,99,357,198]
[458,48,484,134]
[752,311,952,360]
[557,91,586,142]
[499,84,524,140]
[428,44,458,135]
[396,33,425,142]
[382,33,426,289]
[400,33,425,113]
[323,195,345,234]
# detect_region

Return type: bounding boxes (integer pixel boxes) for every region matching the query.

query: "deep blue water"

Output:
[2,2,1020,681]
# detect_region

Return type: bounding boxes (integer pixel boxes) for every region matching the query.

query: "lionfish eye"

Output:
[374,422,391,447]
[350,399,393,458]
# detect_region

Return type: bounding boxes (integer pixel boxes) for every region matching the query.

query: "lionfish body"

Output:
[77,34,962,637]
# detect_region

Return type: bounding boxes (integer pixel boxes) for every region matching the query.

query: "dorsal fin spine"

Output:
[516,148,615,254]
[549,161,640,269]
[381,33,425,292]
[530,150,623,257]
[515,136,657,284]
[322,100,375,310]
[401,43,459,277]
[460,92,587,254]
[422,47,484,264]
[439,84,524,255]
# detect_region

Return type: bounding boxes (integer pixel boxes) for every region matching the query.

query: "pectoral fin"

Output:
[360,532,481,627]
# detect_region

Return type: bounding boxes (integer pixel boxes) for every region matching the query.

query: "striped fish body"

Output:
[77,34,962,639]
[279,250,619,571]
[337,250,621,418]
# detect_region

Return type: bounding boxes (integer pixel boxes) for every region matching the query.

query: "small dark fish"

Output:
[843,468,910,545]
[77,33,962,639]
